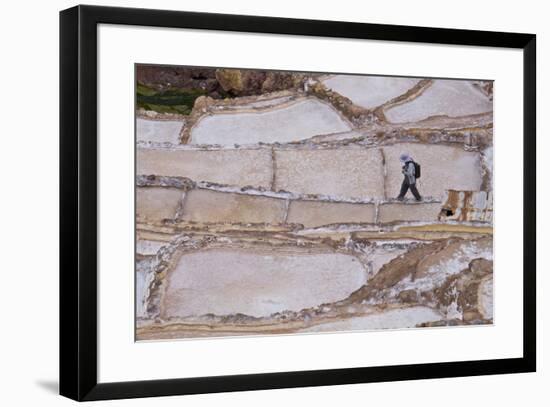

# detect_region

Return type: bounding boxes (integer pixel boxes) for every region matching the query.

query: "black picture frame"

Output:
[59,4,536,401]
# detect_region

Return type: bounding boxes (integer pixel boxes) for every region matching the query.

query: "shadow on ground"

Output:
[35,380,58,394]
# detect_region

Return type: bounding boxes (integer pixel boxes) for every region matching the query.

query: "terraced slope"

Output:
[135,72,493,339]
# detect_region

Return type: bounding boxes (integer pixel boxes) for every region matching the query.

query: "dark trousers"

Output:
[397,178,421,201]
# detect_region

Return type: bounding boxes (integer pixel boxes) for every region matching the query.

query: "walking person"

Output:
[396,153,422,201]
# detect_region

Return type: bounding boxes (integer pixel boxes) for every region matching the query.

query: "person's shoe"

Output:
[396,197,405,202]
[415,197,423,202]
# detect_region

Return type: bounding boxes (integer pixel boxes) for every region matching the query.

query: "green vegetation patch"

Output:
[136,83,206,115]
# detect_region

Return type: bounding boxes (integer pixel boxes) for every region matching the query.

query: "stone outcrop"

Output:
[137,65,219,92]
[215,68,307,96]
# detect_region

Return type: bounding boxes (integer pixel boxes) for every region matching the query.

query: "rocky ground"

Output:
[135,67,493,340]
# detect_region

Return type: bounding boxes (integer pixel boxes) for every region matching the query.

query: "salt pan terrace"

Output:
[189,98,352,145]
[162,249,367,318]
[384,79,492,123]
[136,118,183,144]
[322,75,420,109]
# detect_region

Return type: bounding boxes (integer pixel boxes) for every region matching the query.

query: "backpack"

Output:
[412,161,421,178]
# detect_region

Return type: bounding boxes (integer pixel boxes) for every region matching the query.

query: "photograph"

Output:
[0,0,543,404]
[135,65,494,340]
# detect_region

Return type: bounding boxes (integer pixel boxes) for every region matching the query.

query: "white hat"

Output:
[399,153,411,162]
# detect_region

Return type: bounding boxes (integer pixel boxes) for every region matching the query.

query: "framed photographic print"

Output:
[59,5,536,401]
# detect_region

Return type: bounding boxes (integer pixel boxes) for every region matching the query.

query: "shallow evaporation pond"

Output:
[384,79,492,123]
[322,75,420,109]
[136,256,161,318]
[189,99,351,145]
[136,118,183,143]
[136,239,167,256]
[136,270,147,318]
[163,249,367,318]
[299,306,443,333]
